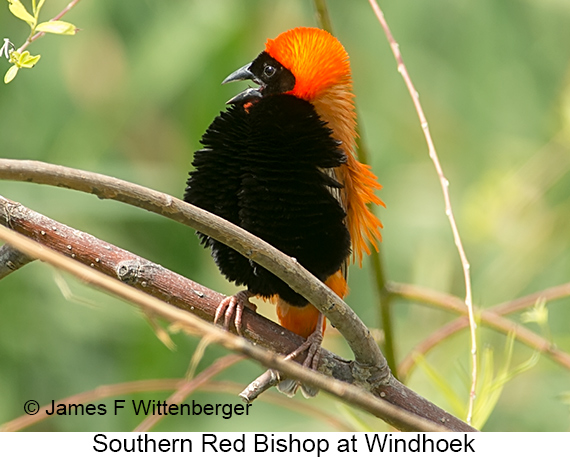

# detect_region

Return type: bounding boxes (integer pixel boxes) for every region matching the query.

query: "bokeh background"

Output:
[1,0,570,431]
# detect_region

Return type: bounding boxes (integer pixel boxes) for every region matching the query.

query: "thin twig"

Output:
[0,224,460,432]
[133,354,243,432]
[367,0,477,423]
[1,378,188,432]
[209,380,357,432]
[1,378,355,432]
[239,369,279,402]
[390,282,570,377]
[400,312,570,378]
[17,0,82,53]
[493,283,570,316]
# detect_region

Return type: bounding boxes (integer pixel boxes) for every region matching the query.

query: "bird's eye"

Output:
[263,65,276,78]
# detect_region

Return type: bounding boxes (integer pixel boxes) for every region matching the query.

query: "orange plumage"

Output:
[265,28,352,102]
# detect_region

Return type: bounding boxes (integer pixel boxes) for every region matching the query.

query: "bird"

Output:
[184,27,383,395]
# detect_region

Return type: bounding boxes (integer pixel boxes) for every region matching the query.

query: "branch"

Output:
[493,284,570,316]
[1,355,242,432]
[0,158,385,378]
[0,195,475,432]
[0,244,33,279]
[390,282,570,377]
[17,0,82,53]
[2,378,355,433]
[0,194,331,362]
[0,222,470,432]
[133,354,243,432]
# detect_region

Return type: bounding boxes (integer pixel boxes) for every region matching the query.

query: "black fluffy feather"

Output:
[184,94,351,307]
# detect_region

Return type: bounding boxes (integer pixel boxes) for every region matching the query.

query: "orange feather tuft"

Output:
[275,300,322,339]
[342,155,385,266]
[274,270,348,338]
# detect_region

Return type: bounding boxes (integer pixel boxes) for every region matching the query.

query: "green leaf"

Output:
[521,297,548,325]
[35,0,46,17]
[36,20,77,36]
[471,333,540,430]
[7,0,36,27]
[4,65,19,84]
[18,51,41,68]
[414,353,465,416]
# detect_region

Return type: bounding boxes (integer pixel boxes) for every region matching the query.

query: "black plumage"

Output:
[184,94,351,307]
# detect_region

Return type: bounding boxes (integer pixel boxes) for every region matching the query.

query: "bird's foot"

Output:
[214,290,256,336]
[277,313,325,397]
[284,325,323,369]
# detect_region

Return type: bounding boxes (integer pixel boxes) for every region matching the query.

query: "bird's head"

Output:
[223,27,353,106]
[223,27,357,153]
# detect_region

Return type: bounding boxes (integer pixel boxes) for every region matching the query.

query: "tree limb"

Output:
[0,159,386,380]
[0,222,471,432]
[0,194,476,432]
[0,244,33,279]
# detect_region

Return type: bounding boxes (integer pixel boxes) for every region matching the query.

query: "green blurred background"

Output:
[1,0,569,431]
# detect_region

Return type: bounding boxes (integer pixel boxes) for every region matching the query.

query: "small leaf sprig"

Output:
[3,0,80,84]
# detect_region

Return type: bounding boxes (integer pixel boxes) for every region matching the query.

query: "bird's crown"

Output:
[265,27,352,102]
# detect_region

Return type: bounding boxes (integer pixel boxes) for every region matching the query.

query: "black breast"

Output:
[184,94,351,307]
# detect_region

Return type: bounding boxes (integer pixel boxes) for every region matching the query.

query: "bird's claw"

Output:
[284,328,323,370]
[214,290,255,336]
[278,313,325,397]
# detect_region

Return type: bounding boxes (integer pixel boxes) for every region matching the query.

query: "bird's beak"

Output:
[222,62,255,84]
[222,62,263,105]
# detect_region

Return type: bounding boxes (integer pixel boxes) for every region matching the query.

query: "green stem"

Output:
[18,0,82,53]
[313,0,334,34]
[355,134,397,373]
[369,245,397,373]
[312,0,397,374]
